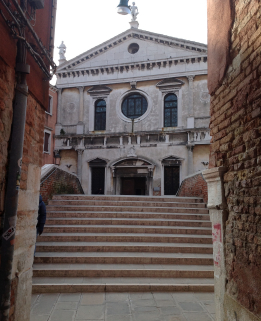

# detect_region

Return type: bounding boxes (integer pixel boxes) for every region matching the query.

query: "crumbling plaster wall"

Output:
[11,93,45,321]
[193,145,210,173]
[59,149,78,175]
[207,0,261,319]
[59,77,209,134]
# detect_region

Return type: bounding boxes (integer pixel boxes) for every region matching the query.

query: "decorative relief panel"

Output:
[67,102,76,113]
[200,90,211,104]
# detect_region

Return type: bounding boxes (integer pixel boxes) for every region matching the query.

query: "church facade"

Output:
[54,26,210,196]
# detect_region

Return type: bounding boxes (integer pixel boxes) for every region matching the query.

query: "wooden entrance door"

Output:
[164,166,180,195]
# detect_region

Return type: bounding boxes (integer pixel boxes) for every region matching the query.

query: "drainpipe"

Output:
[0,34,30,320]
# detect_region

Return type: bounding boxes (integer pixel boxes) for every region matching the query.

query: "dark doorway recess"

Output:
[92,167,105,194]
[121,177,146,195]
[164,166,180,195]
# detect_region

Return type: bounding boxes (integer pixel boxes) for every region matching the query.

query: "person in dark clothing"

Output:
[37,195,46,236]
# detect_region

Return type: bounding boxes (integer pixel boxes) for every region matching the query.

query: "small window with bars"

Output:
[44,132,51,153]
[95,99,106,131]
[164,93,178,127]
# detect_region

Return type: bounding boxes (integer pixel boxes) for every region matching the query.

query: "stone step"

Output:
[48,200,206,209]
[33,263,214,270]
[46,205,209,214]
[34,253,213,265]
[32,278,214,293]
[43,225,212,235]
[33,267,214,278]
[34,195,213,294]
[45,218,211,228]
[39,233,213,244]
[35,242,213,254]
[47,211,210,221]
[52,195,204,203]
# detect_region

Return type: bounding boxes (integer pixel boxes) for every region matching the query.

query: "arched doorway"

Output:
[111,158,155,196]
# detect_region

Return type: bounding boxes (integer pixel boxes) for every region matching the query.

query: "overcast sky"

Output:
[53,0,208,67]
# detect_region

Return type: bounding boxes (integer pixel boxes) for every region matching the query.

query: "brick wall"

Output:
[208,0,261,318]
[40,167,84,204]
[177,172,208,203]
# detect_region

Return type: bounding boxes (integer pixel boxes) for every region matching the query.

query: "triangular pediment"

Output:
[57,29,207,73]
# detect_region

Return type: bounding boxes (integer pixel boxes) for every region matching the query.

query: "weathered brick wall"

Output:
[208,0,261,318]
[177,172,208,203]
[40,167,84,204]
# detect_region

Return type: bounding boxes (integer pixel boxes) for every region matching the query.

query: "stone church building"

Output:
[54,24,210,196]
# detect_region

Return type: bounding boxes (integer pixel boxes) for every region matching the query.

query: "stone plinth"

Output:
[203,166,227,321]
[129,21,139,29]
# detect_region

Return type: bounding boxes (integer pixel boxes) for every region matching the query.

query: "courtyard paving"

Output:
[31,292,216,321]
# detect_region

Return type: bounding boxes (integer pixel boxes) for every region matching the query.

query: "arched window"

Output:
[164,93,177,127]
[95,99,106,130]
[122,94,148,119]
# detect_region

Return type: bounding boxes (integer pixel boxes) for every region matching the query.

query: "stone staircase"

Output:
[33,195,214,293]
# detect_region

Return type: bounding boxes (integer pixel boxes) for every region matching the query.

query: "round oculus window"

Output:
[128,43,139,54]
[121,94,148,119]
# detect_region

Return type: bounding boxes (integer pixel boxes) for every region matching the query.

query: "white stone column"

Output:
[186,144,194,175]
[187,75,195,128]
[203,167,228,321]
[76,149,84,182]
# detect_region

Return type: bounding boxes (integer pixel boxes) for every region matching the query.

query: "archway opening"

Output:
[111,158,154,196]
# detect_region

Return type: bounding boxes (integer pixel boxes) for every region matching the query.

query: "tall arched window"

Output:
[164,93,177,127]
[95,99,106,130]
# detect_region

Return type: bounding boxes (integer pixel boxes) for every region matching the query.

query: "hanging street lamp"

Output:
[117,0,131,15]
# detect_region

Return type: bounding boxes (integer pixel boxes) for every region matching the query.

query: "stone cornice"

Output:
[57,29,208,72]
[56,56,208,82]
[55,70,207,89]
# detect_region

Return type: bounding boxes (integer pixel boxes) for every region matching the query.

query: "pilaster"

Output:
[186,144,194,175]
[203,166,228,321]
[76,149,84,182]
[55,89,62,135]
[187,75,195,128]
[77,86,85,134]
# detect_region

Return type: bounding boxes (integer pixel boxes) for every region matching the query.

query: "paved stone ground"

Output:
[31,292,216,321]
